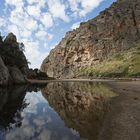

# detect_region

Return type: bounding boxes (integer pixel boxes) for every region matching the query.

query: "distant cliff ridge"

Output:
[41,0,140,78]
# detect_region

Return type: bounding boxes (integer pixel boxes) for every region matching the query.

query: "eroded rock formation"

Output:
[41,0,140,78]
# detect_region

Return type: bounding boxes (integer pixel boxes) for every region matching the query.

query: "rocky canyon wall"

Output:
[41,0,140,78]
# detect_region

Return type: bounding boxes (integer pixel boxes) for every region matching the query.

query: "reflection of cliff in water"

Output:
[0,84,46,130]
[0,86,27,130]
[42,82,116,140]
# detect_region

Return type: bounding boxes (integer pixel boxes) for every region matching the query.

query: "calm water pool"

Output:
[0,82,116,140]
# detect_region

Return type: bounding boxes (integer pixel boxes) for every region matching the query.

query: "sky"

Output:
[0,0,116,68]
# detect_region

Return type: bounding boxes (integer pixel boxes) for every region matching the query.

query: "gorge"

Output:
[41,0,140,79]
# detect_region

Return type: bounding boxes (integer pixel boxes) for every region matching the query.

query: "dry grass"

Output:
[77,44,140,78]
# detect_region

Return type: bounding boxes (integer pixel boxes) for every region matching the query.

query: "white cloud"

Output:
[38,0,46,8]
[40,13,54,29]
[47,0,70,22]
[9,7,38,32]
[27,5,41,18]
[33,117,45,126]
[79,0,103,16]
[9,6,38,32]
[0,17,6,27]
[25,18,38,31]
[5,0,24,7]
[21,29,32,38]
[22,39,47,68]
[35,30,47,40]
[26,0,46,8]
[26,0,38,5]
[69,0,79,15]
[38,129,51,140]
[9,6,25,25]
[47,33,53,40]
[68,0,104,17]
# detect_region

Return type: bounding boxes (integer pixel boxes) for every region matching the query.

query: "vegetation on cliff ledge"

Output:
[77,43,140,78]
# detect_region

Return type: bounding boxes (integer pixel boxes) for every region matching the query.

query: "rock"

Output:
[0,33,29,85]
[9,67,27,84]
[0,56,10,86]
[41,0,140,78]
[4,33,17,45]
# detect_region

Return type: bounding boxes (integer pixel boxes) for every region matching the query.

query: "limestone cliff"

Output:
[41,0,140,78]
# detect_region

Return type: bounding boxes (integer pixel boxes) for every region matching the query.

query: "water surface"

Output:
[0,82,116,140]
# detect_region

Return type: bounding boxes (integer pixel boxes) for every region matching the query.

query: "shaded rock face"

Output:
[4,33,17,45]
[3,33,29,75]
[41,0,140,78]
[42,82,116,140]
[9,67,26,84]
[0,56,10,85]
[0,33,29,85]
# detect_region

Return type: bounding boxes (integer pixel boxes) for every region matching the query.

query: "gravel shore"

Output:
[99,81,140,140]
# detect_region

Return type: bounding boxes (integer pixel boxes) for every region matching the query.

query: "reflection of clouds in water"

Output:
[46,116,52,123]
[22,119,29,126]
[22,126,35,138]
[33,116,46,126]
[4,90,83,140]
[23,91,46,114]
[61,136,70,140]
[5,91,49,140]
[43,107,47,113]
[5,127,53,140]
[5,126,53,140]
[37,129,51,140]
[5,126,35,140]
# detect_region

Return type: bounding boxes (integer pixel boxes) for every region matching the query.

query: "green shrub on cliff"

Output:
[77,43,140,78]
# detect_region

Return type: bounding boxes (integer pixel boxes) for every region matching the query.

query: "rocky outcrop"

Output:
[0,33,29,85]
[41,0,140,78]
[3,33,29,75]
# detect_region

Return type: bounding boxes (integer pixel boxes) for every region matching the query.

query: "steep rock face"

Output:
[0,56,10,86]
[9,67,27,84]
[0,33,29,85]
[3,33,29,75]
[41,0,140,78]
